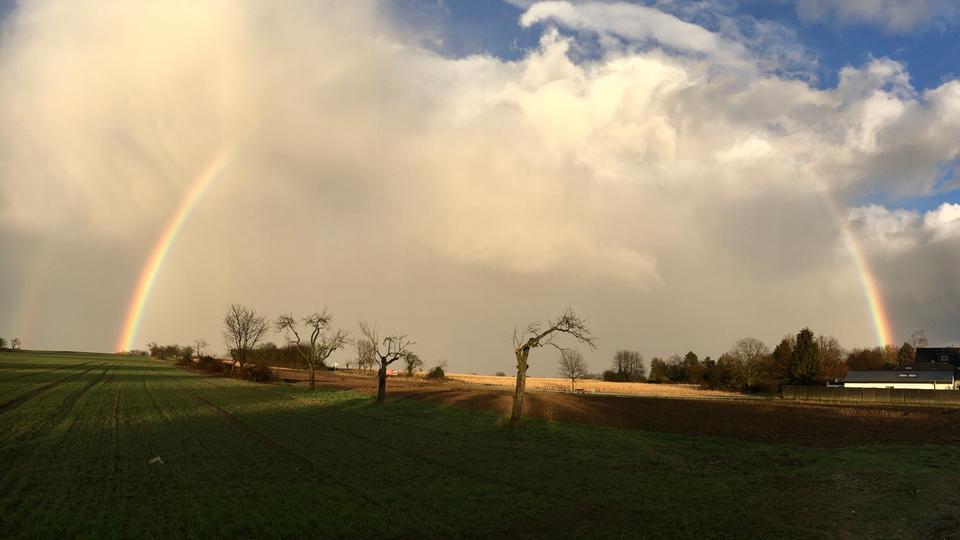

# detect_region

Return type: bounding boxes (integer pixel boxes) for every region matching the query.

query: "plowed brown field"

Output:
[277,368,960,448]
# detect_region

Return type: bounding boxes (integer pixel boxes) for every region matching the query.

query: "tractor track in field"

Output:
[40,364,117,430]
[0,363,117,486]
[0,362,109,414]
[0,360,97,383]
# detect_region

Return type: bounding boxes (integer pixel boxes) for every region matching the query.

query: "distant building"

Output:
[915,347,960,369]
[844,362,956,390]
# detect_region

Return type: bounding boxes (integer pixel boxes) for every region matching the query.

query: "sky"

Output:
[1,0,959,376]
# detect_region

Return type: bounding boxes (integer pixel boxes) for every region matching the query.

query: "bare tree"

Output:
[356,339,375,372]
[558,349,589,392]
[403,351,423,377]
[193,338,208,359]
[222,303,269,373]
[730,337,769,388]
[10,337,20,350]
[610,350,645,381]
[512,308,595,423]
[817,335,847,380]
[277,310,350,390]
[359,322,414,402]
[911,330,929,349]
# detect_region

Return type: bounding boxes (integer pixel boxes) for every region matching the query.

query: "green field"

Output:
[1,350,958,539]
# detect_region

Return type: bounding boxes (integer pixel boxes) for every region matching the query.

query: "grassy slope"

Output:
[0,350,958,539]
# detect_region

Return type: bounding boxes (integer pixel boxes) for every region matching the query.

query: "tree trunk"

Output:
[377,366,387,402]
[309,363,316,390]
[571,378,575,392]
[510,349,529,423]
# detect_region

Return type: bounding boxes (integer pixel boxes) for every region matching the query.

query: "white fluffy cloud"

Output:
[1,0,959,369]
[520,1,744,60]
[851,203,960,248]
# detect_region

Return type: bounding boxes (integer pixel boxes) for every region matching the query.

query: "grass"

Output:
[1,350,958,539]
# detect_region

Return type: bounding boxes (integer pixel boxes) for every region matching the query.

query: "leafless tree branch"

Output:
[360,321,415,402]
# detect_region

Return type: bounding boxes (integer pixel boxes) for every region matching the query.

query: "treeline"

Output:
[147,340,359,371]
[238,342,313,370]
[586,327,926,393]
[147,343,193,362]
[148,303,433,400]
[149,300,932,399]
[147,342,276,382]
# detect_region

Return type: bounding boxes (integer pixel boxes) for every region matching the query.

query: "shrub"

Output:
[240,364,275,383]
[495,371,506,377]
[196,356,227,374]
[176,346,194,366]
[602,370,626,382]
[425,366,445,381]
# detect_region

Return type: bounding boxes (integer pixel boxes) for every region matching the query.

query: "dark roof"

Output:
[901,362,955,371]
[915,347,960,366]
[845,370,954,384]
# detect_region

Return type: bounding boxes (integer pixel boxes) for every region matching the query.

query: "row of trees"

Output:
[147,343,194,362]
[220,304,421,401]
[554,328,934,394]
[0,337,22,350]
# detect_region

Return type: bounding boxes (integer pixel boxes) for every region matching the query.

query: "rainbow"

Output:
[824,194,895,347]
[113,147,895,353]
[115,146,235,352]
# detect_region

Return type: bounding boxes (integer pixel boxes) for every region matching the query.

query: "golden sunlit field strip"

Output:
[447,373,742,398]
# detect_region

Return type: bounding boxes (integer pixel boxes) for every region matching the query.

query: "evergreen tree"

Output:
[768,336,794,387]
[896,342,915,365]
[790,327,820,385]
[647,357,669,383]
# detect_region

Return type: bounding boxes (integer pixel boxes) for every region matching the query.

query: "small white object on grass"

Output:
[148,456,164,465]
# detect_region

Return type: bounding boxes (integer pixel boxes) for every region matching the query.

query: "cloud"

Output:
[796,0,960,33]
[519,1,744,60]
[1,0,960,373]
[518,0,818,79]
[849,203,960,343]
[853,202,960,245]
